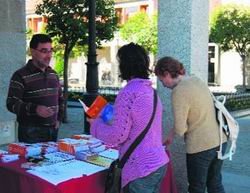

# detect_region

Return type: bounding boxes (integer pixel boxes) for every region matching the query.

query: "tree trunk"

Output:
[242,55,246,91]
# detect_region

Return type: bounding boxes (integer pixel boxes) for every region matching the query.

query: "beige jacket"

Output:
[172,76,227,154]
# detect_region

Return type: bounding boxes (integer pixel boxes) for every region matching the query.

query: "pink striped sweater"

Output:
[91,78,169,187]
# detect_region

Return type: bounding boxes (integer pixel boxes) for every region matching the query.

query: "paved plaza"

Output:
[222,115,250,193]
[1,105,249,193]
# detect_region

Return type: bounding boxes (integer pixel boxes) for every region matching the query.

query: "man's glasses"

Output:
[34,48,54,54]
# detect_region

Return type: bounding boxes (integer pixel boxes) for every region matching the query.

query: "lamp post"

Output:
[83,0,99,134]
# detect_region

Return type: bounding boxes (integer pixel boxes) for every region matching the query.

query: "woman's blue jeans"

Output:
[123,164,167,193]
[186,143,227,193]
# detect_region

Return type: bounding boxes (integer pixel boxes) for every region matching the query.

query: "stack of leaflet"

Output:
[88,138,106,153]
[43,152,75,164]
[72,134,106,153]
[0,149,19,163]
[35,142,58,154]
[58,136,106,155]
[8,143,41,157]
[75,151,95,161]
[76,148,119,168]
[74,137,118,168]
[58,138,89,155]
[72,134,92,140]
[0,149,7,155]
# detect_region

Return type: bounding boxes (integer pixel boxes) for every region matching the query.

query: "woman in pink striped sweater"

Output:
[90,43,168,193]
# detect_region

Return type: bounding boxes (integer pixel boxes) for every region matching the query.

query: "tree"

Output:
[120,12,158,55]
[36,0,118,122]
[210,4,250,89]
[53,36,88,78]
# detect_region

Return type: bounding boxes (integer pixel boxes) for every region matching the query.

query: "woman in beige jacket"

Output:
[154,56,227,193]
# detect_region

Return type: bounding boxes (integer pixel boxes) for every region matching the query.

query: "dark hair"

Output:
[154,56,185,78]
[29,34,52,49]
[117,42,150,80]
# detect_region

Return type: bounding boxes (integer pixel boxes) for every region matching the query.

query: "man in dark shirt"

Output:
[6,34,64,143]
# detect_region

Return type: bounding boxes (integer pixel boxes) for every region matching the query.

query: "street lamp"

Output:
[83,0,99,134]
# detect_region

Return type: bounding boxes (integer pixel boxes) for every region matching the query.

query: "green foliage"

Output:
[36,0,118,50]
[52,36,87,77]
[120,12,158,55]
[209,4,250,57]
[225,94,250,111]
[26,28,33,40]
[51,35,64,77]
[54,55,64,77]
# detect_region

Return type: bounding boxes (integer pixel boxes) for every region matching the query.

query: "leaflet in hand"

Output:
[78,99,89,112]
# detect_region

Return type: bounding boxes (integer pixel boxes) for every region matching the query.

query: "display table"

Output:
[0,155,178,193]
[0,158,106,193]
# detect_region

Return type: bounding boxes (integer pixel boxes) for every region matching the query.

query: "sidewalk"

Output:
[230,108,250,118]
[222,115,250,193]
[223,171,250,192]
[58,104,84,139]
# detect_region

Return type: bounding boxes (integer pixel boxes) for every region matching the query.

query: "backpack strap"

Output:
[215,98,226,160]
[212,93,238,161]
[119,89,158,168]
[210,93,224,159]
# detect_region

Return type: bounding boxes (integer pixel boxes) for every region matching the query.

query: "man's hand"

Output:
[36,105,55,118]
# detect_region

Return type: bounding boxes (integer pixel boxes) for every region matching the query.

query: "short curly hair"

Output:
[154,56,185,78]
[117,42,150,81]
